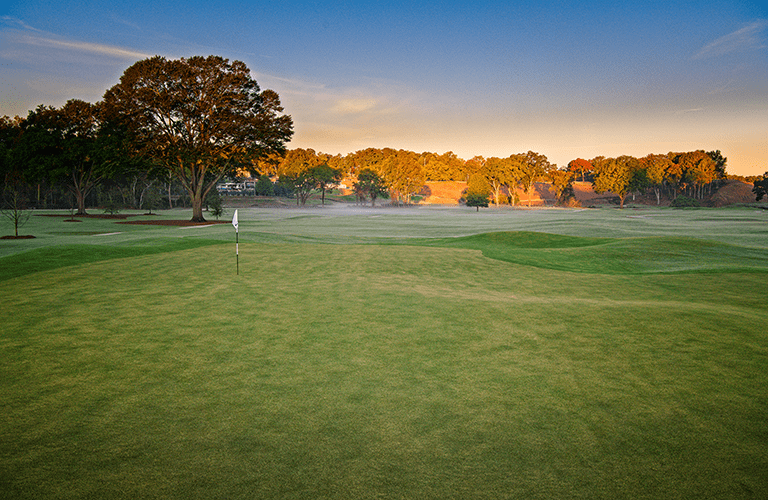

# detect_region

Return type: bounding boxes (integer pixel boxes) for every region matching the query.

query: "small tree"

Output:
[142,184,161,214]
[99,187,121,214]
[255,174,275,196]
[205,189,225,220]
[465,174,491,211]
[465,193,489,211]
[1,182,31,237]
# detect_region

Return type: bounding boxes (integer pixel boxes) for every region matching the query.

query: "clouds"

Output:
[12,34,152,60]
[693,20,768,60]
[2,17,151,61]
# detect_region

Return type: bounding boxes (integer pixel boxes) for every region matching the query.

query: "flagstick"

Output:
[232,209,240,276]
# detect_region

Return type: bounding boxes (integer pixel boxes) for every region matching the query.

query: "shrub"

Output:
[255,175,275,196]
[670,195,700,208]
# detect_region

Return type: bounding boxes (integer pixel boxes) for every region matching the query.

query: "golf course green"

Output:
[1,205,767,499]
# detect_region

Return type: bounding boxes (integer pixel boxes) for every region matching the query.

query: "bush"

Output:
[670,195,700,208]
[205,189,225,220]
[255,175,275,196]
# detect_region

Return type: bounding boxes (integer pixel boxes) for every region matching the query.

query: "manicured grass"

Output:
[1,206,767,498]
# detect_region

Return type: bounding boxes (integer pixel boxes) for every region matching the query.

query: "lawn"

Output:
[1,205,767,499]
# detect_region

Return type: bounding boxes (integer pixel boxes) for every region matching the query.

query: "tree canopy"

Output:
[102,55,293,221]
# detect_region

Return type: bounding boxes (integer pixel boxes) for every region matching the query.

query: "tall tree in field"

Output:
[423,151,464,181]
[103,55,293,222]
[517,151,554,207]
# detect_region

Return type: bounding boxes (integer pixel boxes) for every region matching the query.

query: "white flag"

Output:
[232,209,239,232]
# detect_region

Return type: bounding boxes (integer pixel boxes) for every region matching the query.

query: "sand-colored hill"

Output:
[417,179,762,207]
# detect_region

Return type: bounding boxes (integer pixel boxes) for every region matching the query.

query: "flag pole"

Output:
[232,209,239,275]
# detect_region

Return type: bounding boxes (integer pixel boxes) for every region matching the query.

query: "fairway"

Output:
[1,205,767,499]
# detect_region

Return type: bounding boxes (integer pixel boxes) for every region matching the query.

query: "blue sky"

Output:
[2,0,766,175]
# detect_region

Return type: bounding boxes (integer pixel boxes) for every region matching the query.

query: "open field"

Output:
[1,205,767,499]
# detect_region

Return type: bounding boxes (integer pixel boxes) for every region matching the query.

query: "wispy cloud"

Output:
[2,16,151,61]
[15,34,152,60]
[1,15,41,32]
[693,20,768,60]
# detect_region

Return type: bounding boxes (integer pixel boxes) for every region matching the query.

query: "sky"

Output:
[1,1,766,176]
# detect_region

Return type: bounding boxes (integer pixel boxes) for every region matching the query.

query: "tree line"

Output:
[254,147,732,209]
[2,54,765,226]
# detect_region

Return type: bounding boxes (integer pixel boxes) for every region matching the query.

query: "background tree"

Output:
[103,55,293,221]
[548,168,577,206]
[424,151,465,181]
[1,117,32,236]
[517,151,554,207]
[567,158,594,182]
[354,168,388,207]
[280,170,315,206]
[310,163,342,205]
[380,150,424,205]
[464,173,491,211]
[20,100,123,215]
[639,154,673,204]
[278,148,329,205]
[592,155,639,208]
[254,174,275,196]
[753,172,768,201]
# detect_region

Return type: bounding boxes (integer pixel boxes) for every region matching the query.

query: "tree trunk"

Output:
[191,192,205,222]
[75,189,87,216]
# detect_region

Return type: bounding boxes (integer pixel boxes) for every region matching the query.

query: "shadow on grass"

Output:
[0,238,227,282]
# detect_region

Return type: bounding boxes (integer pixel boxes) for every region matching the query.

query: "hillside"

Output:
[419,179,761,207]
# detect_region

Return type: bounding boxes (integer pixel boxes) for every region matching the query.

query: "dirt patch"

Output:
[1,235,36,239]
[420,181,466,205]
[117,220,230,227]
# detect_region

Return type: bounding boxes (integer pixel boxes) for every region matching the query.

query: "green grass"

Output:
[1,206,767,499]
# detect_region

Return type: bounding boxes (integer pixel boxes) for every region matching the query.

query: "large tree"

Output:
[103,55,293,221]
